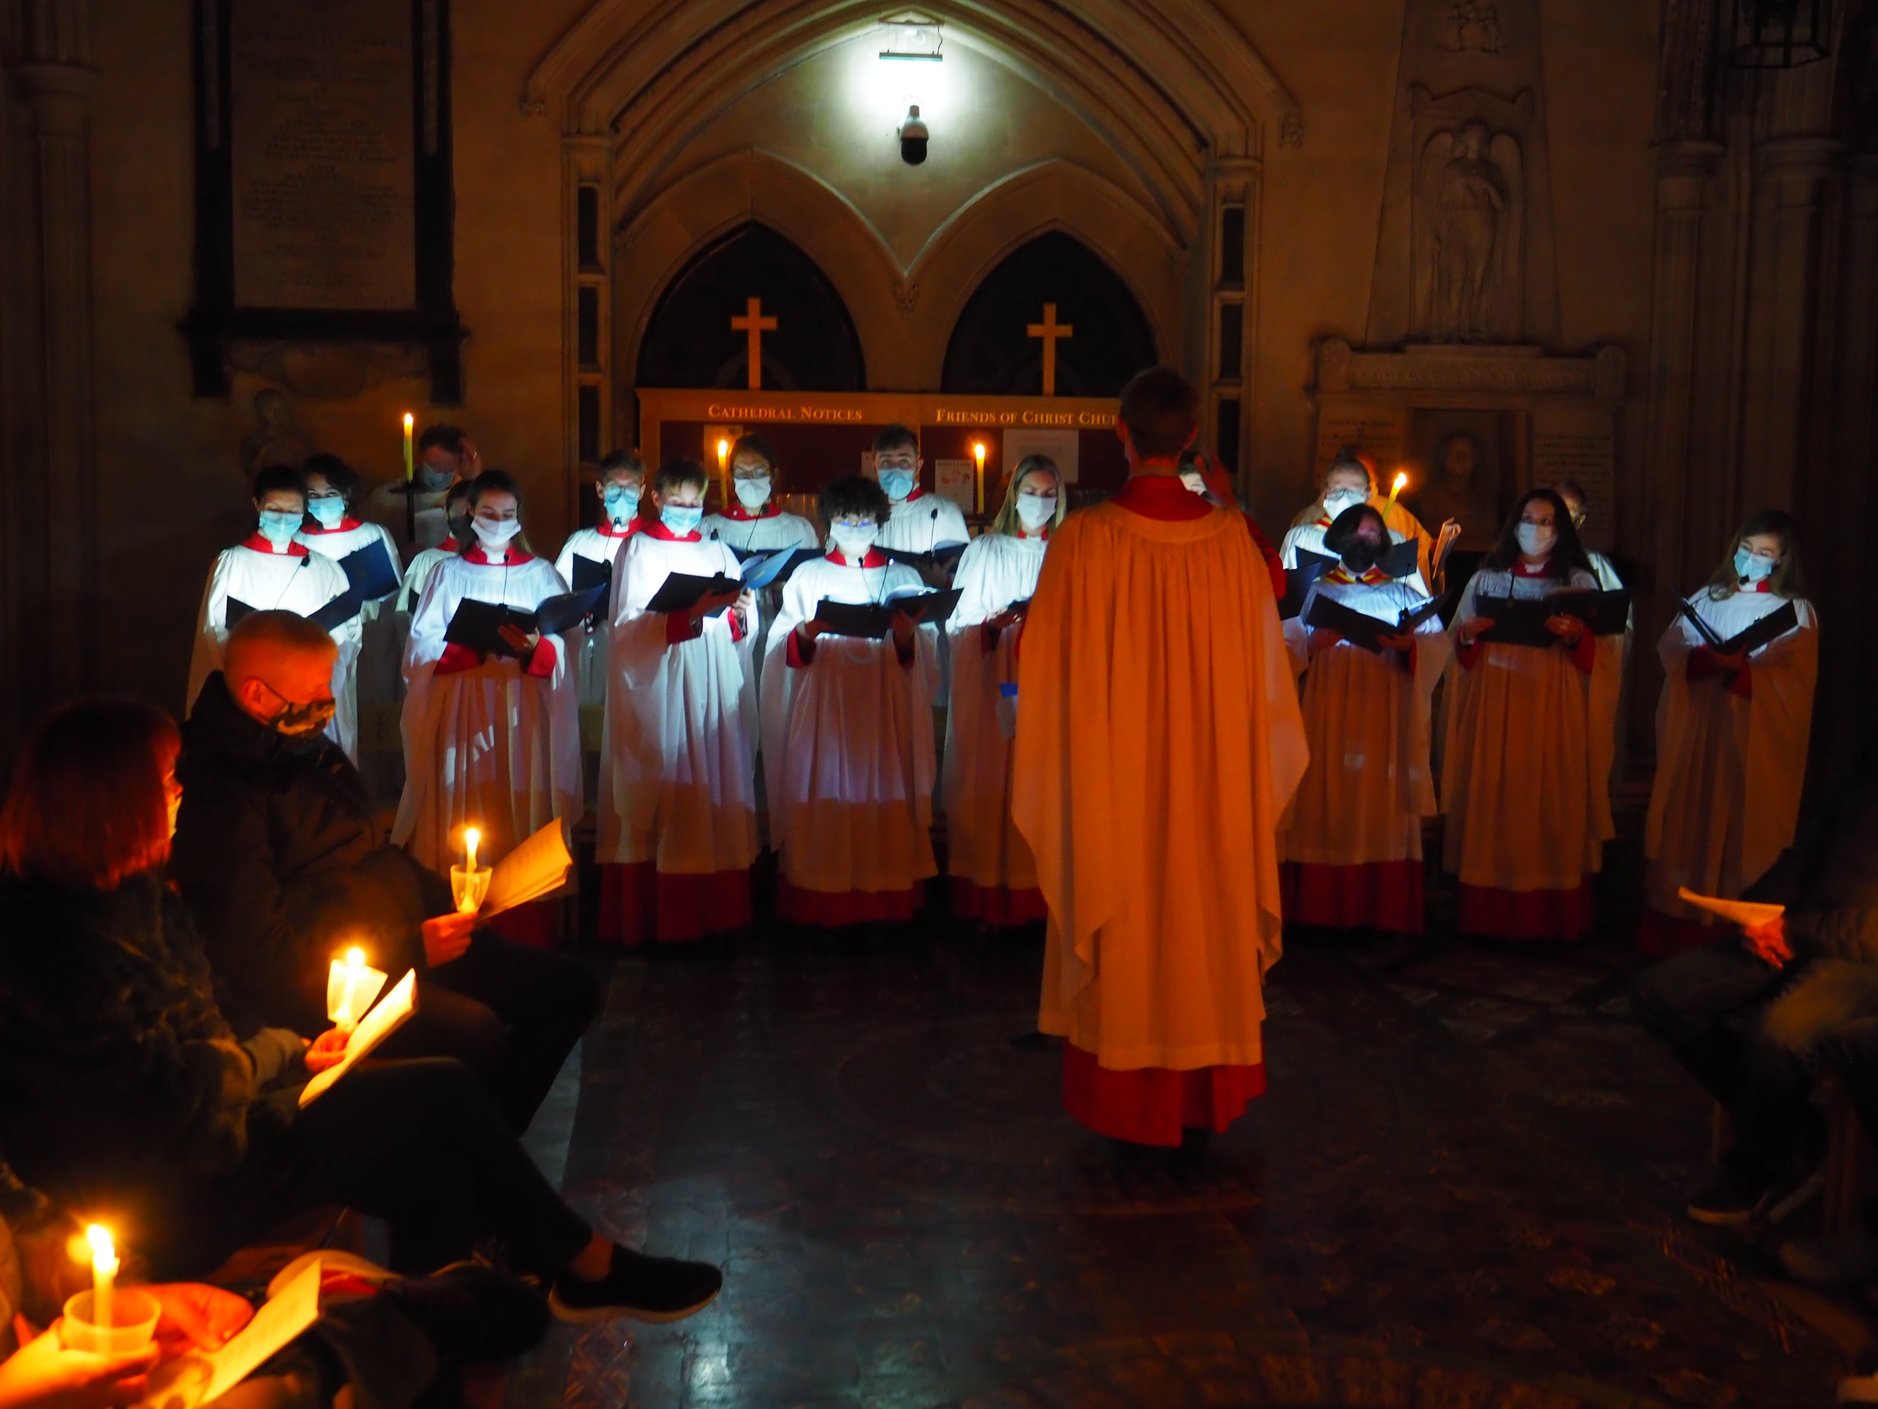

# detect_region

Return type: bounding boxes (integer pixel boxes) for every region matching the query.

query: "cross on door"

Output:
[1026,303,1075,397]
[730,297,779,390]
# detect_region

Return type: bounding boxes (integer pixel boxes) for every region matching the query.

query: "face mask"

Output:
[734,477,772,511]
[878,469,915,503]
[1342,538,1382,574]
[258,682,336,739]
[473,517,522,548]
[1015,495,1057,530]
[660,504,704,536]
[257,510,302,549]
[831,524,879,561]
[1735,547,1778,583]
[1324,489,1366,517]
[419,465,456,492]
[1516,522,1556,557]
[307,498,346,529]
[601,485,640,525]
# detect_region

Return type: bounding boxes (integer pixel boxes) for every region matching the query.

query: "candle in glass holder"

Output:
[61,1227,156,1354]
[451,825,491,914]
[87,1225,115,1331]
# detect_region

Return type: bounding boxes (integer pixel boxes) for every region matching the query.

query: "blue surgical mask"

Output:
[661,504,704,536]
[1735,547,1777,583]
[1516,523,1555,557]
[307,498,346,529]
[419,465,456,492]
[734,477,772,511]
[602,485,640,525]
[257,510,302,549]
[878,469,915,503]
[831,524,879,561]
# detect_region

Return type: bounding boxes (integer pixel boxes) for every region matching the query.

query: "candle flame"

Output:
[464,826,481,872]
[402,412,415,431]
[1391,471,1409,494]
[344,946,365,971]
[85,1225,115,1267]
[716,438,729,460]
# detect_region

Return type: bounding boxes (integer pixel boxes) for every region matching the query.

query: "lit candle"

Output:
[1386,470,1408,511]
[972,441,987,515]
[402,413,415,482]
[86,1225,116,1331]
[464,826,480,873]
[336,946,365,1027]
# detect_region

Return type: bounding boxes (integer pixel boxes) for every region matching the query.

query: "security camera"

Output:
[899,105,929,165]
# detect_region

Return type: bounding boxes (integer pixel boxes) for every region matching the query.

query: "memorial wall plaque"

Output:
[230,0,416,310]
[1313,405,1408,477]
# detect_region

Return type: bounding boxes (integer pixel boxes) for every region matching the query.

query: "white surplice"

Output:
[704,506,821,756]
[392,548,582,875]
[943,530,1050,909]
[186,537,361,754]
[598,530,757,877]
[1439,565,1620,892]
[296,519,404,767]
[1644,587,1818,920]
[553,523,637,733]
[877,490,969,557]
[760,553,940,900]
[1280,574,1451,868]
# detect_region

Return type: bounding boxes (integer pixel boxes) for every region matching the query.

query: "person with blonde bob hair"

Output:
[943,454,1063,925]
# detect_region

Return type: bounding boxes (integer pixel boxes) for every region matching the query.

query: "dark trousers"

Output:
[155,1058,592,1281]
[381,933,601,1131]
[1631,942,1878,1184]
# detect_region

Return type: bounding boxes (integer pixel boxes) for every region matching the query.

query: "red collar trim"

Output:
[302,516,364,535]
[827,549,889,569]
[1111,474,1211,521]
[1752,578,1774,593]
[598,518,638,539]
[439,537,460,552]
[240,534,309,557]
[1327,565,1390,586]
[895,486,927,504]
[461,546,536,566]
[1017,525,1052,541]
[1513,559,1551,577]
[720,500,781,521]
[643,520,702,543]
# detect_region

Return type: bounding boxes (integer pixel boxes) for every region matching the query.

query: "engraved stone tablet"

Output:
[230,0,416,310]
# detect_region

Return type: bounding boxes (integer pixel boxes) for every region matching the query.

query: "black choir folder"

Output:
[1474,588,1631,648]
[1677,598,1800,657]
[814,589,962,639]
[226,592,359,633]
[1304,592,1445,654]
[739,546,823,591]
[443,584,609,657]
[337,539,401,602]
[568,556,612,628]
[645,572,740,616]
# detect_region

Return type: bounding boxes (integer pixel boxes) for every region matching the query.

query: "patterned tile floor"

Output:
[502,900,1867,1408]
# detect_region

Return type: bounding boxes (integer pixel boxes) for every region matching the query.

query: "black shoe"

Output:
[548,1245,722,1324]
[1686,1167,1771,1226]
[381,1264,552,1364]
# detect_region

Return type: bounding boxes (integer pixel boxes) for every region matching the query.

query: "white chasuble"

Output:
[393,551,582,875]
[598,532,758,876]
[1013,500,1308,1071]
[1644,588,1818,920]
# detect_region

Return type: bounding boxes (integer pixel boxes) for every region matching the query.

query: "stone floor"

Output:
[492,881,1876,1409]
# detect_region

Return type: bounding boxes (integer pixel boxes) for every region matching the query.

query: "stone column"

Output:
[1739,136,1840,516]
[8,2,98,703]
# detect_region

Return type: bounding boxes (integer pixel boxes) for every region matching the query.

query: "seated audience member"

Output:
[0,698,720,1322]
[170,611,599,1132]
[1631,766,1878,1228]
[0,1167,547,1409]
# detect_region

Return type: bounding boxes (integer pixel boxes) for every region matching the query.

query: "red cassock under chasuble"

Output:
[1012,474,1308,1146]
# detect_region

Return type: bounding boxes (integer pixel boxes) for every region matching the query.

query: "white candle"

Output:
[334,946,366,1027]
[1386,470,1408,511]
[86,1224,117,1330]
[972,442,987,515]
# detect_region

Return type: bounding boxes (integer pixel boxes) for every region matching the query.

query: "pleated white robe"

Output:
[297,519,404,768]
[877,490,970,556]
[392,549,582,877]
[1439,564,1620,938]
[703,505,821,764]
[1280,574,1451,931]
[943,531,1050,924]
[595,530,758,941]
[1643,588,1818,940]
[186,537,361,754]
[761,553,940,923]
